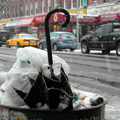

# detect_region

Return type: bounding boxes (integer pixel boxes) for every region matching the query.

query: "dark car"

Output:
[39,32,77,51]
[81,23,120,56]
[0,30,10,47]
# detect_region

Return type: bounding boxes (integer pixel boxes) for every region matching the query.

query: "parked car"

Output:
[81,23,120,56]
[39,32,77,51]
[6,33,39,48]
[0,30,10,47]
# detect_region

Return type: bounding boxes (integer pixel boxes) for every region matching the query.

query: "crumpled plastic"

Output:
[72,87,104,109]
[0,47,70,108]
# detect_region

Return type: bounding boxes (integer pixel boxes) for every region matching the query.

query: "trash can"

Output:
[0,99,107,120]
[0,8,108,120]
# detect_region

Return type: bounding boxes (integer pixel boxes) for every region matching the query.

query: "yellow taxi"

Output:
[6,33,39,47]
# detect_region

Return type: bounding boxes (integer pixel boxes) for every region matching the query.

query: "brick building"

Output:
[0,0,119,39]
[0,0,117,19]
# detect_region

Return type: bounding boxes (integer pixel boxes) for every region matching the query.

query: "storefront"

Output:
[99,13,120,23]
[15,13,66,39]
[0,19,11,31]
[82,3,120,35]
[79,15,100,35]
[5,18,20,37]
[68,8,87,35]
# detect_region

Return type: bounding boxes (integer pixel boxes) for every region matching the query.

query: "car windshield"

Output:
[21,34,36,38]
[61,33,76,39]
[50,32,76,39]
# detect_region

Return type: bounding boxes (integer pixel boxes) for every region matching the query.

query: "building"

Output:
[0,0,117,19]
[0,0,120,39]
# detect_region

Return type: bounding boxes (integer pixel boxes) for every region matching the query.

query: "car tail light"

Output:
[23,39,27,42]
[58,37,63,40]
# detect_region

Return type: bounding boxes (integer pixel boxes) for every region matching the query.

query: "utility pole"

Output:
[76,0,80,49]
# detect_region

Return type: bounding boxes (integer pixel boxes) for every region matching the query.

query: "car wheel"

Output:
[17,42,21,48]
[1,35,7,41]
[70,48,74,51]
[0,44,2,47]
[39,43,44,50]
[81,41,90,54]
[53,44,58,51]
[6,42,11,48]
[102,50,110,55]
[116,43,120,56]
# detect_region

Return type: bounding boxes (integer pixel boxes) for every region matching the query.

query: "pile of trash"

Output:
[0,47,104,110]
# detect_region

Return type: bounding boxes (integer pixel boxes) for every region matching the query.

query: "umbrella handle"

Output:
[45,8,70,70]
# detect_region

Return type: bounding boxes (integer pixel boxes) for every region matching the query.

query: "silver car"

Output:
[39,32,77,51]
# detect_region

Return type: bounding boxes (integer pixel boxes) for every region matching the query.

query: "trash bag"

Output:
[0,47,72,109]
[14,66,73,110]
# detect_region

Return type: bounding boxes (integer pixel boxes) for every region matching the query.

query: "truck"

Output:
[0,30,10,46]
[80,23,120,56]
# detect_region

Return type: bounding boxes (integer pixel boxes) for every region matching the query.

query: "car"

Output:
[6,33,39,48]
[0,30,10,47]
[80,23,120,56]
[39,32,77,51]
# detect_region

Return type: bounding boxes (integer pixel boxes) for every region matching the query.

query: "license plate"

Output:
[30,40,36,42]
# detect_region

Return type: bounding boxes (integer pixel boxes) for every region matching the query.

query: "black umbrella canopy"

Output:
[14,8,73,110]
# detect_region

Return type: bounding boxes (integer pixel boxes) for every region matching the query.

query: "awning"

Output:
[0,24,5,31]
[5,19,19,27]
[79,15,100,23]
[34,13,46,24]
[0,24,5,26]
[15,16,35,27]
[0,19,11,26]
[79,13,120,23]
[99,13,120,21]
[34,13,66,26]
[70,14,76,22]
[15,13,70,27]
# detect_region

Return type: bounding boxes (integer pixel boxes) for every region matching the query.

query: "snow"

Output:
[0,47,119,119]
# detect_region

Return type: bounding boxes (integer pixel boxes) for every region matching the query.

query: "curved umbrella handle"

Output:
[45,8,70,69]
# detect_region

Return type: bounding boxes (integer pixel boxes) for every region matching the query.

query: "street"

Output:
[0,47,120,120]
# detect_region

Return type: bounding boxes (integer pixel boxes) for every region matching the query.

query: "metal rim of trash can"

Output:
[0,99,108,112]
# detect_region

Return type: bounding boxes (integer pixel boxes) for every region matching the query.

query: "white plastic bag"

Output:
[0,47,70,107]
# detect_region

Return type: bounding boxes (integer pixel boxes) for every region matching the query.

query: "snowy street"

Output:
[0,47,120,120]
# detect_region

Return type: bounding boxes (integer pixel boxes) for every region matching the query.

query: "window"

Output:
[12,6,14,17]
[14,35,19,39]
[71,0,76,8]
[42,0,45,13]
[94,26,104,34]
[50,33,57,37]
[64,0,69,9]
[35,1,38,14]
[54,0,57,8]
[61,33,76,39]
[16,6,18,16]
[48,0,51,11]
[30,2,33,15]
[81,0,88,7]
[21,34,35,38]
[104,0,109,2]
[20,5,22,16]
[25,4,28,15]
